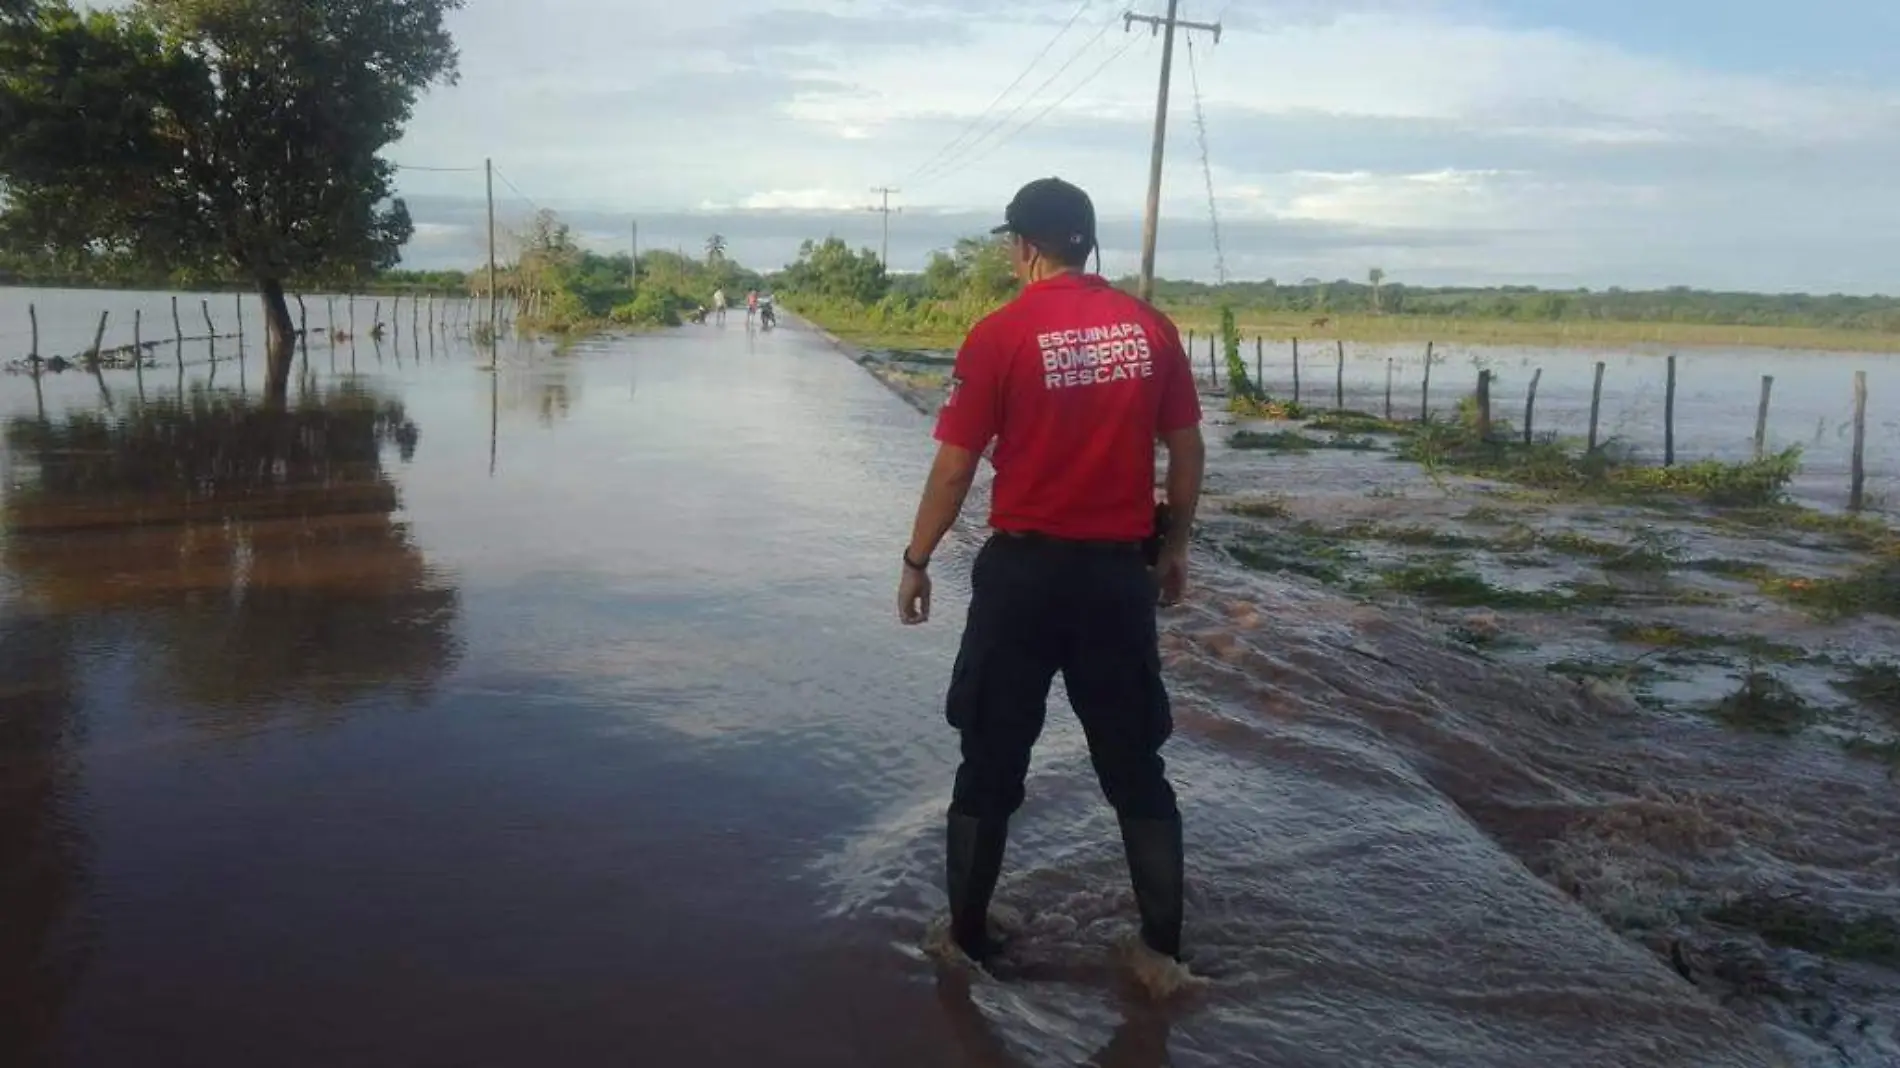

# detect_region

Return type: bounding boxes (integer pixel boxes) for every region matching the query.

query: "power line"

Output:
[895,0,1098,187]
[1185,35,1227,284]
[389,163,483,173]
[913,32,1146,193]
[488,165,542,215]
[909,8,1125,189]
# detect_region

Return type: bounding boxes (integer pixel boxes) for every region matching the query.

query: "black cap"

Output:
[991,177,1096,256]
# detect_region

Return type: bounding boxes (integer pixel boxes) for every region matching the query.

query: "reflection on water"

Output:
[3,385,460,719]
[0,611,85,1064]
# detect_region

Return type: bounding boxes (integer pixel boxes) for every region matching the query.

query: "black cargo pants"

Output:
[944,531,1179,823]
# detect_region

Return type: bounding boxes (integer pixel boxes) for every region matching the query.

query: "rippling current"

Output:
[1,306,1889,1067]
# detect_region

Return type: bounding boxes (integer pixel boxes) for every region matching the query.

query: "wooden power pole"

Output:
[869,187,901,269]
[1126,2,1221,303]
[630,220,639,294]
[485,157,498,341]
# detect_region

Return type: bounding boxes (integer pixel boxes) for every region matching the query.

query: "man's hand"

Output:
[898,564,933,624]
[1155,545,1189,607]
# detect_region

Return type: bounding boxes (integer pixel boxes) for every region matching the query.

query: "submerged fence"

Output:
[1184,329,1894,514]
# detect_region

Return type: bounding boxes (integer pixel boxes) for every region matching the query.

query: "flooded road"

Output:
[0,313,1836,1066]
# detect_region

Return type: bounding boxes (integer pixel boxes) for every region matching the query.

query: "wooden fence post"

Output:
[1587,361,1605,452]
[1476,369,1492,440]
[1334,340,1345,411]
[1209,332,1218,390]
[1291,337,1301,404]
[1754,375,1774,459]
[27,302,38,365]
[328,296,338,345]
[86,310,112,405]
[200,299,216,363]
[296,294,309,380]
[1384,357,1394,421]
[133,308,145,400]
[1419,340,1434,422]
[392,293,401,340]
[1254,336,1262,389]
[1523,368,1542,445]
[1850,371,1868,511]
[235,292,244,352]
[1664,353,1678,467]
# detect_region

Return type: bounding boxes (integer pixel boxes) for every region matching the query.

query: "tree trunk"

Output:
[259,278,296,407]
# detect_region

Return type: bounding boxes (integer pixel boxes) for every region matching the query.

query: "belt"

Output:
[995,529,1143,552]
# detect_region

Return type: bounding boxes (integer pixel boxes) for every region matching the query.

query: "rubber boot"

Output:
[945,813,1009,963]
[1118,815,1184,960]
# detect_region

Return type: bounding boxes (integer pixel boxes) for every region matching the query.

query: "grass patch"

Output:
[1401,422,1801,509]
[1546,657,1664,685]
[1459,504,1516,525]
[1304,409,1408,436]
[1761,558,1900,621]
[1227,496,1292,520]
[1229,396,1307,420]
[1706,671,1816,735]
[1377,558,1621,609]
[1326,521,1489,550]
[1831,661,1900,718]
[1706,896,1900,967]
[1604,621,1805,664]
[1224,531,1359,585]
[1842,736,1900,769]
[1231,430,1382,453]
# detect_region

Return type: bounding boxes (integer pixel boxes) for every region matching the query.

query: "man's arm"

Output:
[906,443,983,565]
[1160,425,1204,555]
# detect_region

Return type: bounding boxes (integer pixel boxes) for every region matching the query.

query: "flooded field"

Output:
[2,290,1895,1067]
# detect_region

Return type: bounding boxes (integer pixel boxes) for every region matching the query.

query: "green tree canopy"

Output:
[0,0,463,403]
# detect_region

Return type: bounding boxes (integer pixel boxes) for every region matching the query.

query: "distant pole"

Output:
[1254,336,1262,389]
[1208,332,1218,389]
[1291,337,1301,404]
[630,220,640,293]
[1587,361,1606,452]
[486,157,499,341]
[235,292,244,353]
[86,310,111,404]
[1419,340,1434,422]
[1754,375,1774,459]
[27,302,37,364]
[1475,369,1492,439]
[1850,371,1868,511]
[1523,368,1543,445]
[1384,357,1394,421]
[1127,1,1221,302]
[869,187,901,269]
[327,296,337,347]
[1664,353,1677,467]
[296,294,309,381]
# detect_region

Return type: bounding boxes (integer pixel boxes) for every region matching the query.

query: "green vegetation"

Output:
[1229,430,1382,453]
[1377,558,1620,610]
[0,0,463,403]
[1400,416,1801,509]
[1603,622,1805,664]
[497,209,762,332]
[1706,896,1900,967]
[1832,661,1900,717]
[1758,558,1900,621]
[1706,671,1815,734]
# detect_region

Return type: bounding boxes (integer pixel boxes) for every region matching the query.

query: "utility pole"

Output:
[630,220,639,294]
[485,157,498,342]
[1125,2,1221,303]
[869,186,901,269]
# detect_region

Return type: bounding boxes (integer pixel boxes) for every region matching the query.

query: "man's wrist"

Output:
[903,547,931,572]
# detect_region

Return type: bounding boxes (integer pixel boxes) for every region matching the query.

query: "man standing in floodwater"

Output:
[712,287,728,325]
[896,177,1206,966]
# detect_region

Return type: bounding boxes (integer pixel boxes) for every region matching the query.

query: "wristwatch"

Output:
[902,548,930,572]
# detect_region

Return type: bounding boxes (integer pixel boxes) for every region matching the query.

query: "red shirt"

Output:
[933,273,1202,541]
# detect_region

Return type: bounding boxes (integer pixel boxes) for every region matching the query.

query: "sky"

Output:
[377,0,1900,293]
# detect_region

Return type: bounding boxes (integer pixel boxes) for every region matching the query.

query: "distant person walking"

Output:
[712,287,728,326]
[745,290,759,326]
[895,177,1206,967]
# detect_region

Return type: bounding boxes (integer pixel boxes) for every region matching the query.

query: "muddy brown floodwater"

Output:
[0,308,1884,1067]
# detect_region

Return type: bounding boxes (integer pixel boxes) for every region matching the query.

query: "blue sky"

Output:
[380,0,1900,293]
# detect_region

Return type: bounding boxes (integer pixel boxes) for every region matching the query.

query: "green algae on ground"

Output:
[1706,896,1900,968]
[1230,429,1382,453]
[1706,671,1817,735]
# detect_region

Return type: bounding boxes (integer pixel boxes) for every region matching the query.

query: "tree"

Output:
[0,0,463,406]
[705,233,727,264]
[1369,267,1386,313]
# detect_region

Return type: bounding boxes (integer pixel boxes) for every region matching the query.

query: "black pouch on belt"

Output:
[1142,502,1172,567]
